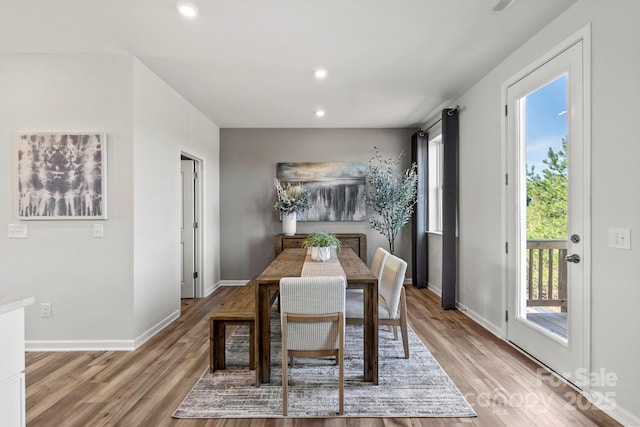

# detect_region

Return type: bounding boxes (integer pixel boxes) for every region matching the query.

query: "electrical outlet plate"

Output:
[8,224,28,238]
[608,228,631,250]
[93,224,104,238]
[40,303,51,318]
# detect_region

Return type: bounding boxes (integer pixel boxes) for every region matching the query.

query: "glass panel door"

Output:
[522,75,569,340]
[505,37,588,387]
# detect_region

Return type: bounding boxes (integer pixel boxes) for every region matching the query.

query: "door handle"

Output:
[565,254,581,263]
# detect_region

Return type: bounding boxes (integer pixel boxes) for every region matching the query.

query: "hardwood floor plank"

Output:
[24,285,620,427]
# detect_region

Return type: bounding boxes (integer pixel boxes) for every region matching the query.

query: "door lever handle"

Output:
[565,254,581,263]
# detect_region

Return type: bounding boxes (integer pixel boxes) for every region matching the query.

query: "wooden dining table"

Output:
[255,247,379,385]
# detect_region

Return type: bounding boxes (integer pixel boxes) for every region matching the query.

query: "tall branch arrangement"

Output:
[364,150,418,254]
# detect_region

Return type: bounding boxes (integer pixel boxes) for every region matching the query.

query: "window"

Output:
[427,123,443,232]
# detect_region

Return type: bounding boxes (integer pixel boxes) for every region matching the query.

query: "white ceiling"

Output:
[0,0,576,128]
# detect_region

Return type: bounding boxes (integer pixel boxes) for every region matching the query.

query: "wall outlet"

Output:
[40,303,52,318]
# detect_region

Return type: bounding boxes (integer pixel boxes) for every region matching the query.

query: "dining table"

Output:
[255,247,379,385]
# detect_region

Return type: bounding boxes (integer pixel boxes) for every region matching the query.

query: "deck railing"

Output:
[526,239,568,311]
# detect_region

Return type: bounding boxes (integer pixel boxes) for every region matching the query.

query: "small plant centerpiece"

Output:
[274,178,311,235]
[302,231,342,262]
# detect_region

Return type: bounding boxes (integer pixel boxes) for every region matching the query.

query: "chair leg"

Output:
[338,313,344,415]
[282,316,288,416]
[399,287,409,359]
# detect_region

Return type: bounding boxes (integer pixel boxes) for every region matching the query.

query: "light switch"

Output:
[608,227,631,250]
[8,224,28,239]
[93,224,104,238]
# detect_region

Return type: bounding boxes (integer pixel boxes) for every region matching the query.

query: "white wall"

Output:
[132,59,220,340]
[0,54,135,348]
[450,0,640,424]
[0,54,220,350]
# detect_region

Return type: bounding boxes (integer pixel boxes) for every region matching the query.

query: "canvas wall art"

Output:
[17,132,107,219]
[277,161,366,221]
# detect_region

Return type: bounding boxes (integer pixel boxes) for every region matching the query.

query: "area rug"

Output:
[173,317,476,418]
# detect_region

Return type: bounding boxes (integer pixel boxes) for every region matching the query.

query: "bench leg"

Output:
[209,317,215,373]
[211,320,226,372]
[249,322,255,370]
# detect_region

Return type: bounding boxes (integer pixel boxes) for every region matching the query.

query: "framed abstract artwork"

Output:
[277,161,366,221]
[17,132,107,219]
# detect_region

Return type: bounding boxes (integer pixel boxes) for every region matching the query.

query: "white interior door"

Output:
[505,39,589,388]
[180,159,196,298]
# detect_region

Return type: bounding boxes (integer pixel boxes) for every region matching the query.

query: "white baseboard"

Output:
[203,281,220,297]
[217,280,250,287]
[26,339,135,352]
[426,281,442,296]
[26,308,181,352]
[583,390,640,427]
[456,301,504,339]
[204,280,251,297]
[133,308,180,349]
[421,283,503,339]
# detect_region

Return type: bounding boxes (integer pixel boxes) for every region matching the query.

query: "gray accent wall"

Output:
[220,128,416,280]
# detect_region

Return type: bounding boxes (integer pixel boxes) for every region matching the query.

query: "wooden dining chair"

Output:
[346,253,409,358]
[279,276,346,416]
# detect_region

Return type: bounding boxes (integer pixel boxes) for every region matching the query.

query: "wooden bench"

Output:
[209,281,256,383]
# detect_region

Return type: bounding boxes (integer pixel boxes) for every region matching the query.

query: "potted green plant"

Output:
[302,232,342,262]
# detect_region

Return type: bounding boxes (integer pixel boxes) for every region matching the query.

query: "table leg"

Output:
[363,282,379,384]
[256,283,274,384]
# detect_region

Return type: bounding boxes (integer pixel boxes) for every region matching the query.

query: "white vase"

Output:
[282,212,297,235]
[310,246,331,262]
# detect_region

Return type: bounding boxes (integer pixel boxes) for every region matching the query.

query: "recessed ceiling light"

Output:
[315,110,326,118]
[177,3,198,17]
[314,68,328,80]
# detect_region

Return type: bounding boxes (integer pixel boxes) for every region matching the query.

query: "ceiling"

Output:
[0,0,576,128]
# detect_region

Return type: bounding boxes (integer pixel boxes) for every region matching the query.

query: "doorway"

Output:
[180,154,201,299]
[504,32,590,389]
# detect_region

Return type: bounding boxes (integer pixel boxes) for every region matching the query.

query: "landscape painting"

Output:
[277,161,366,221]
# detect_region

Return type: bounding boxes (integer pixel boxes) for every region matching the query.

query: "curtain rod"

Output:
[423,105,461,132]
[446,105,461,116]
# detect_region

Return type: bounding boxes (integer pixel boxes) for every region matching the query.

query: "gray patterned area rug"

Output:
[173,316,476,418]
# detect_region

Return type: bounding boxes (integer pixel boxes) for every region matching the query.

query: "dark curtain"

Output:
[441,108,459,309]
[411,131,428,288]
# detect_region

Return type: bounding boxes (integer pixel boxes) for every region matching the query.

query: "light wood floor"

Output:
[25,286,620,427]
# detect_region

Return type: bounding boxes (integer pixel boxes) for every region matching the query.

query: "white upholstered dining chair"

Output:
[370,247,390,281]
[346,253,409,358]
[279,276,347,416]
[346,247,388,300]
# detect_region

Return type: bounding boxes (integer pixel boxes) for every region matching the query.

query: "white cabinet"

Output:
[0,372,26,427]
[0,297,33,427]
